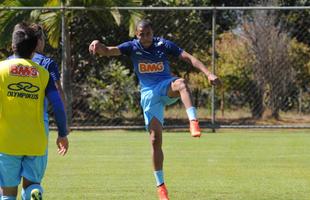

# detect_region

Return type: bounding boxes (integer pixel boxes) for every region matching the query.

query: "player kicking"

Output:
[89,19,220,200]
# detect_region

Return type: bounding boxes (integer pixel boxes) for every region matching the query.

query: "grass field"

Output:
[39,129,310,200]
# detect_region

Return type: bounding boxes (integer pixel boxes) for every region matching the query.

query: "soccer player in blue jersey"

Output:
[0,23,69,200]
[30,23,66,106]
[89,19,220,200]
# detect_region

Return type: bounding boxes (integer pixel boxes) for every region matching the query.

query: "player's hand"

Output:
[207,73,221,86]
[89,40,105,55]
[56,136,69,156]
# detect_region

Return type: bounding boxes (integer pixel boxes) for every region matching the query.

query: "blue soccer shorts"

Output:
[0,152,48,187]
[140,77,180,129]
[0,121,49,187]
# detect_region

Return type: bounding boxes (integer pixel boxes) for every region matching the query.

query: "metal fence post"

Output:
[61,0,72,127]
[211,8,216,132]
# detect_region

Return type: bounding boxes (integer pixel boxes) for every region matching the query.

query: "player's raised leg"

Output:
[149,117,169,200]
[168,78,201,137]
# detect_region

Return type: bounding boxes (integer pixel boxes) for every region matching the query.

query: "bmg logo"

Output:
[10,65,39,77]
[138,62,164,73]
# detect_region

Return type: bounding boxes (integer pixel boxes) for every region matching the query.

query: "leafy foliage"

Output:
[215,32,264,118]
[1,0,310,124]
[86,60,139,118]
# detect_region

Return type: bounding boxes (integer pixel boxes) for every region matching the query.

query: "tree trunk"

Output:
[61,4,72,127]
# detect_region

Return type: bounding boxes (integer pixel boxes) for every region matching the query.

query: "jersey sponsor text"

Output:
[10,65,39,77]
[139,62,164,73]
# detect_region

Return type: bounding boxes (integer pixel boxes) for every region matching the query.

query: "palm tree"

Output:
[0,0,143,125]
[0,0,142,47]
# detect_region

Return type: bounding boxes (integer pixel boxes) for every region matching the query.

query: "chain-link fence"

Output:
[1,6,310,129]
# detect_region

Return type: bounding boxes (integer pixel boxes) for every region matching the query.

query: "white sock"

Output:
[186,107,197,121]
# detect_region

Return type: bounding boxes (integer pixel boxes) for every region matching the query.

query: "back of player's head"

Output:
[12,22,37,58]
[29,23,45,40]
[136,19,153,30]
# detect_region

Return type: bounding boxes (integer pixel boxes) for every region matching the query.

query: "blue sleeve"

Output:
[117,41,133,56]
[45,77,67,137]
[47,61,61,82]
[164,39,183,57]
[45,74,58,94]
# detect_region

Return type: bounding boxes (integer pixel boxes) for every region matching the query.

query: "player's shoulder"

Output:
[2,58,48,73]
[0,59,11,69]
[2,58,35,66]
[127,39,139,46]
[33,52,54,63]
[118,39,136,50]
[27,59,49,73]
[32,52,57,67]
[153,37,174,47]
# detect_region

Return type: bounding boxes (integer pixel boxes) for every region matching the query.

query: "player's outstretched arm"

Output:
[179,51,221,86]
[89,40,121,57]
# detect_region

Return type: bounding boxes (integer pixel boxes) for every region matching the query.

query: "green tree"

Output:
[289,38,310,113]
[87,60,139,119]
[279,0,310,45]
[215,32,265,119]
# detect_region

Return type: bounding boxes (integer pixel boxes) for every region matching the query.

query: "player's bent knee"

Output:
[173,78,188,91]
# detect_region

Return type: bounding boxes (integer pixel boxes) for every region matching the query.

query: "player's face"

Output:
[136,26,153,48]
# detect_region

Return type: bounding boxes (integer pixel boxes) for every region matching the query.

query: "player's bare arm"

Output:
[89,40,121,56]
[179,51,221,86]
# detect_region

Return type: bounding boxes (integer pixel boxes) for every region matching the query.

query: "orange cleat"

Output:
[157,184,169,200]
[190,120,201,137]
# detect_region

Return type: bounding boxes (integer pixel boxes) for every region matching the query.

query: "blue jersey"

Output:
[117,37,183,91]
[32,53,60,124]
[32,53,60,82]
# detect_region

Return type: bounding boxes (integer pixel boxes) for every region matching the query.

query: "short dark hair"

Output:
[12,22,37,58]
[135,19,153,30]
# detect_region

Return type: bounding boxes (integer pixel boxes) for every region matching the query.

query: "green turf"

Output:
[39,129,310,200]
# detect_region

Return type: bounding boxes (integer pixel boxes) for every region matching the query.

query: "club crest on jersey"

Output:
[10,65,39,77]
[139,62,164,73]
